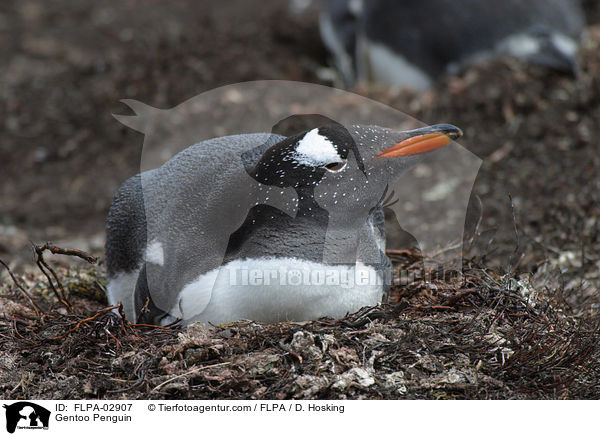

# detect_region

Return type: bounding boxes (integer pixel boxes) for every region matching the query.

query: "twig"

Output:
[413,305,455,311]
[33,243,73,312]
[430,239,464,258]
[386,249,416,256]
[151,362,232,392]
[10,378,24,394]
[132,323,177,331]
[68,305,121,332]
[37,242,98,264]
[0,258,42,315]
[444,289,478,306]
[116,303,155,348]
[466,195,484,252]
[508,193,521,270]
[31,242,99,312]
[342,305,387,328]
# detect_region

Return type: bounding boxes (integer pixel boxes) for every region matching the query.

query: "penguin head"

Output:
[249,123,365,190]
[310,123,463,216]
[499,26,579,74]
[248,122,462,213]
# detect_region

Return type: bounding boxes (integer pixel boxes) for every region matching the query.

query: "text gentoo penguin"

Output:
[105,122,462,325]
[320,0,585,89]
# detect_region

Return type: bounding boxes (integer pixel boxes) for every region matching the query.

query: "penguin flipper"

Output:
[105,174,147,275]
[105,174,148,320]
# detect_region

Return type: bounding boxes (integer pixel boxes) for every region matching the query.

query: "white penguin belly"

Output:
[169,257,384,325]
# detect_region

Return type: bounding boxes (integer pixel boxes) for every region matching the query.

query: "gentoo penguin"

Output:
[320,0,585,89]
[105,122,462,325]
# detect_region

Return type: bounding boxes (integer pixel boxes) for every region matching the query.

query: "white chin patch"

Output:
[294,128,342,166]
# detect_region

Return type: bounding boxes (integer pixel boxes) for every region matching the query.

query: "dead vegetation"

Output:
[1,245,598,400]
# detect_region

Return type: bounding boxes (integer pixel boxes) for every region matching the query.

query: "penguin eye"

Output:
[323,161,347,172]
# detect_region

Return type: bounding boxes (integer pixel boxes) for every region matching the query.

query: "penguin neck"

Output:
[296,186,325,219]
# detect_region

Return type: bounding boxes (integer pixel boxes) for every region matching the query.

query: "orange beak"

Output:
[376,124,462,158]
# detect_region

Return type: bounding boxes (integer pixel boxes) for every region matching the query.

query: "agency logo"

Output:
[3,402,50,434]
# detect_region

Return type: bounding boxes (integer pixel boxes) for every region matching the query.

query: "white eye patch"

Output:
[294,128,343,166]
[551,33,577,57]
[501,33,541,58]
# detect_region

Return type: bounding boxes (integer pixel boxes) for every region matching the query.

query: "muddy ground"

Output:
[0,0,599,399]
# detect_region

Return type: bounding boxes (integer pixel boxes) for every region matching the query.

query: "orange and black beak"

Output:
[376,124,462,158]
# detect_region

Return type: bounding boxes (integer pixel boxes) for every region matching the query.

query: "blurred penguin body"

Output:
[320,0,585,89]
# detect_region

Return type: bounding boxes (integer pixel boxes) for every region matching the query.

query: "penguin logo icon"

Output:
[2,402,50,433]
